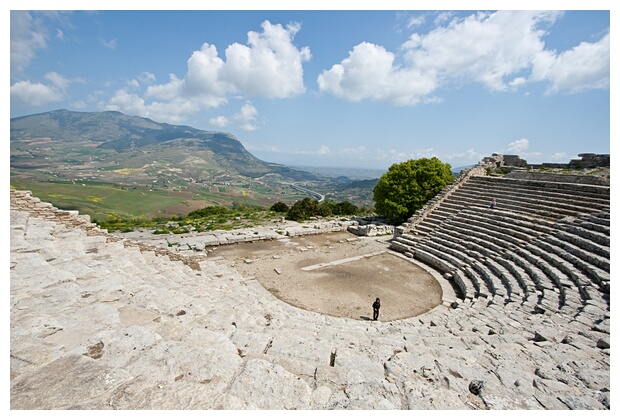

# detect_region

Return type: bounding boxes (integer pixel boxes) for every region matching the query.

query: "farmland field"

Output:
[9,179,310,222]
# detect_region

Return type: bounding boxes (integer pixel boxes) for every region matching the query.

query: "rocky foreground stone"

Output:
[10,189,610,409]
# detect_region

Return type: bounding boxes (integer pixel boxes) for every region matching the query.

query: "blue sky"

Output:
[8,2,614,170]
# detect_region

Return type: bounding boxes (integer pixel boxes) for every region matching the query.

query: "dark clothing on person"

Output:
[372,298,381,320]
[489,199,496,209]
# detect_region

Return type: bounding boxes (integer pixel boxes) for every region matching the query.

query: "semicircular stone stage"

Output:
[10,155,610,410]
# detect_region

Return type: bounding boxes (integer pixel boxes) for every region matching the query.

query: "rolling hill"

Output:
[10,109,324,219]
[10,109,315,181]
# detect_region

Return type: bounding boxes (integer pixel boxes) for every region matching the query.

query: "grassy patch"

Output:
[10,179,192,221]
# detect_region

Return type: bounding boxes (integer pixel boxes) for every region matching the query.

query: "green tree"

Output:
[286,197,320,221]
[318,200,335,217]
[334,201,359,215]
[270,201,289,213]
[188,206,231,218]
[373,157,454,224]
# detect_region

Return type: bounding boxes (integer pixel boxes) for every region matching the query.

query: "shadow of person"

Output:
[360,316,372,321]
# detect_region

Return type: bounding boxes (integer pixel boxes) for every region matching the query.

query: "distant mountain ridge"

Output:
[10,109,315,181]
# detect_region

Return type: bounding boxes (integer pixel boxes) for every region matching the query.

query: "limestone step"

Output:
[435,226,504,256]
[541,234,609,273]
[466,176,610,203]
[553,230,610,259]
[10,185,611,410]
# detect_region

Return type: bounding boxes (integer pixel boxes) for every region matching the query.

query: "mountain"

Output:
[10,109,315,181]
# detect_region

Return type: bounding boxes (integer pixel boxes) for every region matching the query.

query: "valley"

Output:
[11,110,380,221]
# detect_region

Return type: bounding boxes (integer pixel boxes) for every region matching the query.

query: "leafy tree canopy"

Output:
[270,201,289,213]
[285,198,362,221]
[286,197,321,221]
[373,157,454,224]
[188,205,232,218]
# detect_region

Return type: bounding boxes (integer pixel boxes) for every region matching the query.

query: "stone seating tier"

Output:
[467,175,610,200]
[396,213,606,313]
[443,177,609,217]
[447,190,599,221]
[391,165,609,325]
[405,183,606,240]
[436,226,505,256]
[553,229,610,259]
[10,153,611,410]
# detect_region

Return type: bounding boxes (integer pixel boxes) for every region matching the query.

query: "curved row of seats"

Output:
[391,175,610,321]
[410,175,609,235]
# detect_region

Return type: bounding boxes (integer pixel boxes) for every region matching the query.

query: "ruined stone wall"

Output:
[10,189,210,269]
[504,170,610,185]
[527,153,610,169]
[501,154,528,167]
[10,189,360,266]
[570,153,610,168]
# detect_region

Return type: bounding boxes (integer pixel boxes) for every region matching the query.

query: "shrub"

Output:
[334,201,359,215]
[188,206,231,218]
[318,200,335,217]
[286,197,362,221]
[270,201,289,213]
[286,197,320,221]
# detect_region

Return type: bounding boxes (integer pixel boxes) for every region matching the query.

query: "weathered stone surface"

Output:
[9,187,610,410]
[10,354,133,409]
[227,358,313,409]
[596,337,610,349]
[558,395,606,410]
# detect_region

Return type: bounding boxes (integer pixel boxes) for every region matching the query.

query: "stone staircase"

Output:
[10,187,610,409]
[390,173,610,333]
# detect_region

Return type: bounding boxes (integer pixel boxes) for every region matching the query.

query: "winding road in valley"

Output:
[291,182,324,202]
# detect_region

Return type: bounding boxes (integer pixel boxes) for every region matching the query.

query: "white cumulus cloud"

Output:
[10,71,71,107]
[317,42,436,106]
[406,15,425,29]
[106,89,200,124]
[209,116,230,127]
[235,102,259,131]
[10,11,48,76]
[533,33,610,94]
[10,80,64,106]
[207,102,260,131]
[180,21,310,100]
[403,11,560,92]
[107,20,310,124]
[145,74,186,102]
[318,10,609,105]
[138,72,156,85]
[550,152,569,161]
[506,138,530,153]
[221,21,311,98]
[44,71,70,92]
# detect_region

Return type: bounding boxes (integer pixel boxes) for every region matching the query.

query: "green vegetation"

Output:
[92,196,365,234]
[270,201,289,213]
[95,205,278,233]
[373,157,454,224]
[9,179,184,221]
[486,166,511,175]
[285,198,364,222]
[9,178,303,222]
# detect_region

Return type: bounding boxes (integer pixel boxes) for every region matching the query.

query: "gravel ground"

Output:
[208,231,444,322]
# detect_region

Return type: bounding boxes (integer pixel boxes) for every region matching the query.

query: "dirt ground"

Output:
[209,231,444,322]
